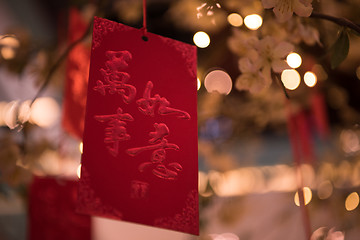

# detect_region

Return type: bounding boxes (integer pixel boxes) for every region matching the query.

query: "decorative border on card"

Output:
[92,17,130,50]
[153,189,198,234]
[77,166,123,219]
[159,37,197,79]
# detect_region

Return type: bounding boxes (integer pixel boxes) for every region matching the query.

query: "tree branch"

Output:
[310,12,360,35]
[275,75,289,99]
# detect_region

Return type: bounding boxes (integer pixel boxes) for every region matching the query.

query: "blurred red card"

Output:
[28,176,91,240]
[62,8,91,139]
[77,17,199,235]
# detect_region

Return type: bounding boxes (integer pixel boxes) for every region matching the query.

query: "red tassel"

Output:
[295,110,314,164]
[311,91,329,140]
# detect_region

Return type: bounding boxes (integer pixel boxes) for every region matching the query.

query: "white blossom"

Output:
[254,36,294,73]
[236,57,272,94]
[231,34,293,94]
[227,29,259,57]
[262,0,313,22]
[287,18,321,46]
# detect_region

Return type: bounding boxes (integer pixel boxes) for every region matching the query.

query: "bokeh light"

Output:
[197,77,201,90]
[77,164,82,179]
[340,129,360,154]
[30,97,60,128]
[0,100,32,129]
[227,13,243,27]
[198,171,207,193]
[3,101,19,129]
[1,47,16,60]
[193,31,210,48]
[18,100,31,124]
[0,36,20,60]
[204,70,232,95]
[281,69,301,90]
[317,180,333,199]
[0,102,6,126]
[79,142,84,154]
[244,14,263,30]
[199,171,212,197]
[304,71,317,87]
[209,232,239,240]
[286,52,302,68]
[294,187,312,206]
[345,192,359,211]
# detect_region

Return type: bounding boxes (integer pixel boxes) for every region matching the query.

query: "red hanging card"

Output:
[310,91,329,140]
[294,110,314,164]
[77,17,199,235]
[28,176,91,240]
[62,8,91,139]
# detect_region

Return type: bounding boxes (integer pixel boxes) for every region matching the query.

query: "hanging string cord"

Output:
[141,0,148,40]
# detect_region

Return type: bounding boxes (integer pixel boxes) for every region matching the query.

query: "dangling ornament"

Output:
[77,17,199,235]
[62,8,91,139]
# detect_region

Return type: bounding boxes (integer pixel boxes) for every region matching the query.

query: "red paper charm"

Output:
[293,110,314,164]
[28,176,91,240]
[62,8,91,139]
[77,17,199,235]
[311,91,330,140]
